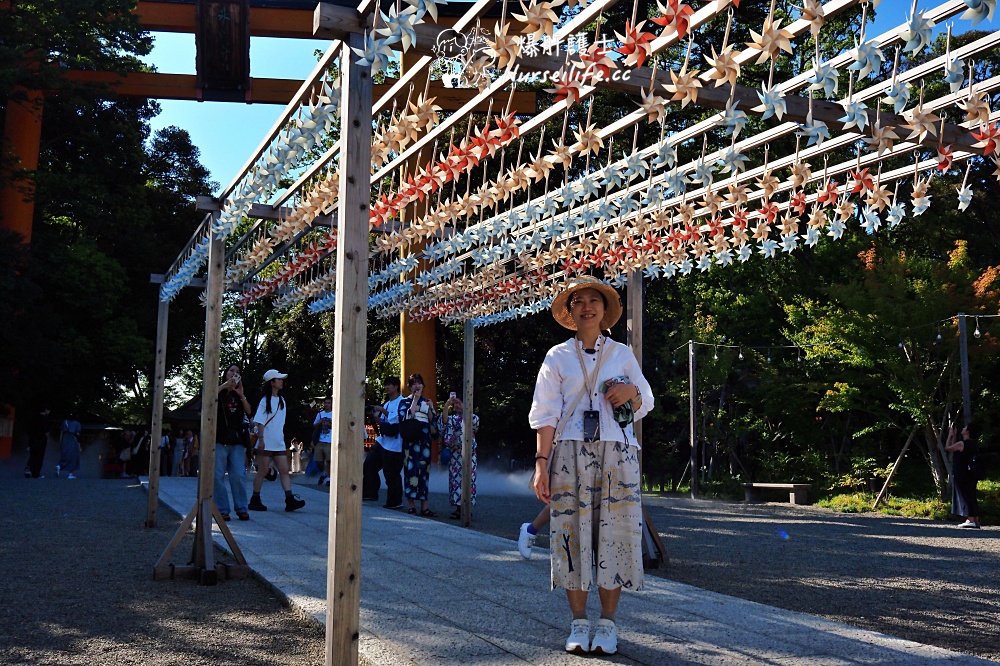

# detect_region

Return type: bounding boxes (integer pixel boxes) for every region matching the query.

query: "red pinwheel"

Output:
[731,208,749,230]
[789,190,808,215]
[848,168,874,194]
[816,180,839,207]
[650,0,695,39]
[973,121,1000,156]
[615,21,657,69]
[937,145,954,172]
[757,201,779,223]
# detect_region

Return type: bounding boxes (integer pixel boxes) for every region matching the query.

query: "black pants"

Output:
[362,442,404,506]
[27,436,46,478]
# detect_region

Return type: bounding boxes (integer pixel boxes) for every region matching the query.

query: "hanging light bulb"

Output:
[936,328,942,341]
[974,317,981,338]
[766,348,772,363]
[713,346,719,360]
[738,347,744,360]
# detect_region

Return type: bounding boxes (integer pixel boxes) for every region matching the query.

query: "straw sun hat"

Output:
[550,276,623,331]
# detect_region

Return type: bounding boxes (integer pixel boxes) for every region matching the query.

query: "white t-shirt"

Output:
[377,395,405,453]
[314,410,333,443]
[253,396,287,452]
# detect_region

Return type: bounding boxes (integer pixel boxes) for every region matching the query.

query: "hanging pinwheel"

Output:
[961,0,996,25]
[615,20,657,68]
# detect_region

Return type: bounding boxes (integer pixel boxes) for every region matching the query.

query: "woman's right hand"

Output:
[533,459,551,503]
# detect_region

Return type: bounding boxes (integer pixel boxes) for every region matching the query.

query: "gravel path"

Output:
[4,468,997,664]
[0,478,325,666]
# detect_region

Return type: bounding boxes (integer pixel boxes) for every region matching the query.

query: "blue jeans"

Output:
[214,443,248,514]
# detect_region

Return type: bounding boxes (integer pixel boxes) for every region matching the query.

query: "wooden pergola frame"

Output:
[148,0,998,662]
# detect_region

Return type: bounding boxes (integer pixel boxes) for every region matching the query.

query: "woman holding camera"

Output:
[945,423,981,529]
[398,373,437,517]
[528,276,653,656]
[214,364,252,521]
[437,393,479,519]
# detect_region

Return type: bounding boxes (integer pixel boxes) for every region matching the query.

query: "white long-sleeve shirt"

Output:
[528,336,653,448]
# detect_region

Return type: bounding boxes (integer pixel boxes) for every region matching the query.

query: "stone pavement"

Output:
[148,477,992,665]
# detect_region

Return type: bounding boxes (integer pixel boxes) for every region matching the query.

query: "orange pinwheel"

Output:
[615,21,657,69]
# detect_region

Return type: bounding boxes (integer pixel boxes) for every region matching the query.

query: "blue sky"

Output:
[143,0,954,194]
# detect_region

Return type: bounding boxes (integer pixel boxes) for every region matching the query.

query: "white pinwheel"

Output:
[690,158,715,187]
[859,205,881,233]
[884,80,911,114]
[957,185,973,211]
[944,56,966,95]
[827,217,846,239]
[352,31,395,75]
[578,176,601,201]
[756,84,787,121]
[651,142,678,170]
[808,59,839,98]
[696,255,713,272]
[717,146,750,174]
[848,40,885,79]
[758,238,780,258]
[802,227,821,247]
[623,151,649,181]
[780,233,799,253]
[737,244,753,262]
[663,168,688,195]
[721,98,749,138]
[797,116,831,147]
[961,0,996,24]
[678,258,694,275]
[901,10,935,55]
[405,0,448,23]
[643,184,665,208]
[377,4,418,51]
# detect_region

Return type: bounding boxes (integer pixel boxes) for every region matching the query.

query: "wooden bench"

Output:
[743,483,812,505]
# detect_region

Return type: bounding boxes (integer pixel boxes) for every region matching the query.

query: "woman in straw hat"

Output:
[528,276,653,656]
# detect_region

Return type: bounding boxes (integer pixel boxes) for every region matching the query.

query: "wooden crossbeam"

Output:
[63,70,537,110]
[137,0,313,38]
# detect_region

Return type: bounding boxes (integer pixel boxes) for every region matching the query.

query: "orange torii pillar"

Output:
[0,89,44,460]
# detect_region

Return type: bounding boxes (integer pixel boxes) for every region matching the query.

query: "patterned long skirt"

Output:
[448,444,477,507]
[549,439,643,592]
[403,435,432,501]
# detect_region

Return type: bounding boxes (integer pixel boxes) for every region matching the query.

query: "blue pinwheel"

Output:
[902,10,935,55]
[690,158,715,187]
[714,249,734,267]
[721,99,748,137]
[944,56,966,95]
[797,117,830,147]
[662,168,688,196]
[827,218,846,239]
[848,41,885,79]
[802,227,821,247]
[737,244,753,263]
[758,238,780,258]
[717,146,750,174]
[883,80,911,114]
[780,233,799,253]
[957,185,973,211]
[808,59,839,98]
[961,0,996,25]
[839,99,870,132]
[859,205,881,233]
[651,142,678,170]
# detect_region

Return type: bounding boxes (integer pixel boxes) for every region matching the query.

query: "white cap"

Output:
[263,369,288,381]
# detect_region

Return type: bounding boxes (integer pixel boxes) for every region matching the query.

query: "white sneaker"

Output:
[66,474,77,480]
[590,619,617,655]
[565,619,590,654]
[957,520,981,529]
[517,522,536,559]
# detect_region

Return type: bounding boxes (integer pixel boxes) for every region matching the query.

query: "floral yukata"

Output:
[437,412,479,507]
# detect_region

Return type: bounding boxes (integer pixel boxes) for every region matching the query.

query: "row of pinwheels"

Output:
[231,0,996,325]
[160,75,341,301]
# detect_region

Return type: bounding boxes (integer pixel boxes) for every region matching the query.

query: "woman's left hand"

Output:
[604,382,639,408]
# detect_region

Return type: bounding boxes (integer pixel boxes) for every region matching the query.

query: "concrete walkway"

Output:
[148,477,991,665]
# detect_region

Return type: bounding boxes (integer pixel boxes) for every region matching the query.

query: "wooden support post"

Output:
[958,313,972,425]
[192,229,226,584]
[461,320,474,527]
[146,297,170,527]
[154,225,246,583]
[689,339,698,499]
[626,270,643,449]
[873,427,917,509]
[325,29,372,666]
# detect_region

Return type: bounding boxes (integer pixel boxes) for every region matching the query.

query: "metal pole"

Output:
[958,313,972,425]
[461,320,474,526]
[145,296,169,527]
[689,339,698,499]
